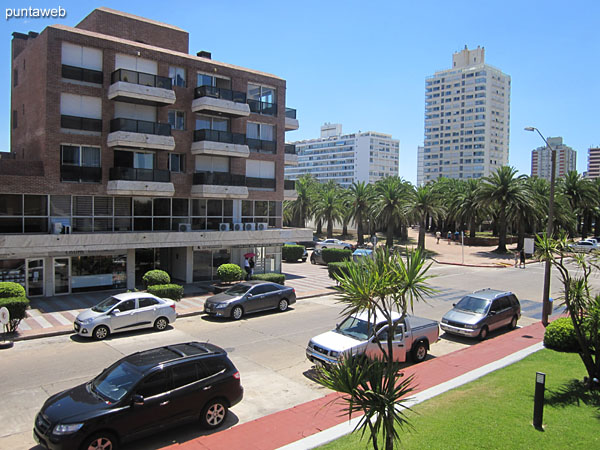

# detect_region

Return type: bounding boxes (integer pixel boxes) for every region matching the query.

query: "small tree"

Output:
[216,264,243,284]
[142,270,170,288]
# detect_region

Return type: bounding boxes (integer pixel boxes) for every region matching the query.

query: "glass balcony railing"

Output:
[62,64,103,84]
[110,118,171,136]
[284,144,296,155]
[284,179,296,190]
[193,129,246,145]
[285,108,297,119]
[247,99,277,116]
[60,166,102,183]
[193,172,246,186]
[111,69,172,90]
[247,138,276,153]
[109,167,171,182]
[61,115,102,132]
[194,86,247,103]
[246,177,276,189]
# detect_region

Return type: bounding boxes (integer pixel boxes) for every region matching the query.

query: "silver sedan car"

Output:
[74,292,177,340]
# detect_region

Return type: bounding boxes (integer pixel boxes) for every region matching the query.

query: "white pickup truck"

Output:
[306,310,439,366]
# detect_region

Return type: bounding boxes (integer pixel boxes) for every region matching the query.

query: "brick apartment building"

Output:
[0,7,308,297]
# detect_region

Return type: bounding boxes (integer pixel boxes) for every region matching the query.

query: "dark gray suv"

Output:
[440,289,521,340]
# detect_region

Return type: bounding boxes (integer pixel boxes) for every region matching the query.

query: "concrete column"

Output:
[44,256,53,297]
[186,247,193,283]
[126,248,135,291]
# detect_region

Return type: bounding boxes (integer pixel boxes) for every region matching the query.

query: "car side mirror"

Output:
[111,309,121,315]
[452,303,456,307]
[132,394,144,406]
[489,311,496,316]
[246,293,253,298]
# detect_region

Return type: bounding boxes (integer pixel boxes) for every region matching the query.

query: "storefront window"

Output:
[0,259,25,285]
[71,254,127,292]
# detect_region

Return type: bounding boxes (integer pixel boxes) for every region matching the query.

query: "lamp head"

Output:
[524,127,535,132]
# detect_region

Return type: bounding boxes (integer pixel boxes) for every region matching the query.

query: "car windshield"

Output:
[91,296,121,313]
[454,296,490,314]
[224,284,251,296]
[91,361,144,402]
[335,316,374,340]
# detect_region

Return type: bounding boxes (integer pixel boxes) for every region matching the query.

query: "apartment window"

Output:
[247,122,274,140]
[61,145,101,183]
[197,73,230,89]
[12,110,17,129]
[169,153,184,173]
[168,110,185,130]
[195,114,228,131]
[13,69,18,86]
[61,42,103,84]
[247,84,277,115]
[195,155,229,173]
[169,66,186,87]
[60,93,102,131]
[114,150,154,169]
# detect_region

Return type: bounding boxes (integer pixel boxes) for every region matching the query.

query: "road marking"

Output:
[50,312,71,326]
[30,315,53,328]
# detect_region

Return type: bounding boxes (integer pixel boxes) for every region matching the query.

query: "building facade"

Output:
[420,46,511,184]
[586,147,600,179]
[1,7,309,297]
[530,137,576,180]
[285,123,400,188]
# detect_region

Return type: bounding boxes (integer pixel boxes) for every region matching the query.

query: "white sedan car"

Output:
[74,292,177,340]
[315,238,353,250]
[568,240,598,253]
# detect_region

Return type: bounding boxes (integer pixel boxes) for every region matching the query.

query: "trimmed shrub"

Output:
[217,264,244,283]
[282,245,305,262]
[251,273,285,284]
[0,281,26,298]
[544,317,580,352]
[142,270,170,288]
[322,248,352,264]
[147,284,184,301]
[328,261,351,282]
[0,296,30,333]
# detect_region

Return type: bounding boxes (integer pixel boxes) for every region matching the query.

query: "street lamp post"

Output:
[525,126,555,326]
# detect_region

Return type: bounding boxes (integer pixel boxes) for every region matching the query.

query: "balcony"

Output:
[247,99,277,116]
[192,129,249,158]
[60,166,102,183]
[107,118,175,151]
[62,65,103,84]
[284,144,298,166]
[191,172,248,199]
[247,138,276,154]
[61,115,102,133]
[108,69,176,106]
[285,108,299,131]
[107,167,174,196]
[191,86,250,117]
[246,177,275,190]
[284,179,298,200]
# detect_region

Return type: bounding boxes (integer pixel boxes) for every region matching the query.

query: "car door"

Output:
[487,299,504,331]
[137,297,161,329]
[244,285,269,312]
[365,323,407,363]
[109,299,137,332]
[496,296,513,327]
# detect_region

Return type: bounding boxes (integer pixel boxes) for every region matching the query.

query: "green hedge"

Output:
[328,261,351,281]
[217,264,244,283]
[322,248,352,264]
[0,282,26,298]
[147,284,184,301]
[251,273,285,284]
[282,245,305,262]
[142,270,170,288]
[0,296,30,333]
[544,317,580,352]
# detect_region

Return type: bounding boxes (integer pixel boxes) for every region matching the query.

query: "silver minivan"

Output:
[440,289,520,340]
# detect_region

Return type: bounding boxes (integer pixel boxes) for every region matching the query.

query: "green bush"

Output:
[251,273,285,284]
[217,264,244,283]
[0,296,30,333]
[142,270,170,288]
[328,261,351,282]
[544,317,580,352]
[282,245,305,262]
[322,248,352,264]
[0,282,26,298]
[147,284,184,301]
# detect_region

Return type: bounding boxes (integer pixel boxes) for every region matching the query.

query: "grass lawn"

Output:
[319,349,600,449]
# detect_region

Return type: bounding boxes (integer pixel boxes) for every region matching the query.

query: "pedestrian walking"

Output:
[244,257,251,280]
[436,231,441,244]
[447,230,452,244]
[519,248,526,268]
[249,256,255,277]
[514,251,519,268]
[454,231,460,243]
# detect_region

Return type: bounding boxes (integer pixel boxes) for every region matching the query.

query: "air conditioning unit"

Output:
[178,223,192,232]
[233,222,244,231]
[219,223,230,231]
[62,224,72,235]
[257,222,268,231]
[244,223,256,231]
[52,222,63,234]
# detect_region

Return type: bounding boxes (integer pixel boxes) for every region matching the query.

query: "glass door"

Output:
[54,257,70,295]
[26,259,44,297]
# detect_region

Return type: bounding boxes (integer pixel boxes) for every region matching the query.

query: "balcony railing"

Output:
[62,65,103,84]
[247,99,277,116]
[284,144,296,155]
[246,177,276,189]
[247,138,276,153]
[284,179,296,190]
[61,115,102,132]
[109,167,171,182]
[193,172,246,186]
[193,129,246,145]
[285,108,297,119]
[111,69,172,90]
[194,86,246,103]
[61,165,102,183]
[110,118,171,136]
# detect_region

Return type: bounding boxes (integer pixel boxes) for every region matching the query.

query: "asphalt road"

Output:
[0,260,585,450]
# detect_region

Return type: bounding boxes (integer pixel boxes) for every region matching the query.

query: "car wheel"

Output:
[154,317,168,331]
[344,246,351,250]
[412,342,428,363]
[200,399,228,429]
[93,325,109,340]
[509,315,518,330]
[81,432,118,450]
[478,326,489,341]
[231,306,243,320]
[278,298,289,312]
[310,257,316,264]
[302,258,307,262]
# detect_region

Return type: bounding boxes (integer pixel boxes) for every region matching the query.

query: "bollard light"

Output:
[533,372,546,429]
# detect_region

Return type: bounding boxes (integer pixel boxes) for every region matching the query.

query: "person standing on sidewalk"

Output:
[436,230,441,244]
[244,257,251,280]
[519,248,526,268]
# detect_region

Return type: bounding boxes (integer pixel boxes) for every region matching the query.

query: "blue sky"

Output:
[1,0,598,184]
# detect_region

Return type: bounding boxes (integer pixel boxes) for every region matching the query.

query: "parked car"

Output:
[315,238,353,250]
[306,311,439,366]
[310,249,327,265]
[204,280,296,320]
[284,242,308,262]
[33,342,243,450]
[568,240,598,253]
[74,292,177,340]
[440,288,521,340]
[352,248,374,261]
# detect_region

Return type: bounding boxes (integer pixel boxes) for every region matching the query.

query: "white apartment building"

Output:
[531,137,576,180]
[285,124,399,188]
[586,147,600,179]
[419,46,511,185]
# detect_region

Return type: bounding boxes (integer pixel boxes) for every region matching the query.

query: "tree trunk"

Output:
[517,219,525,251]
[496,208,507,253]
[316,219,322,235]
[327,218,333,238]
[342,223,348,237]
[386,223,394,248]
[357,218,364,246]
[418,219,426,250]
[469,217,476,239]
[401,224,408,242]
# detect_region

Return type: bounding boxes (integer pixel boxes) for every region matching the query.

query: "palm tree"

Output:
[476,166,528,253]
[506,176,537,250]
[284,174,316,228]
[450,179,485,238]
[431,177,462,233]
[374,176,410,248]
[314,182,344,238]
[407,185,445,250]
[348,181,374,246]
[559,171,596,237]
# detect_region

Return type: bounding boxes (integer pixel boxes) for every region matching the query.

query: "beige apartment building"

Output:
[531,137,576,180]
